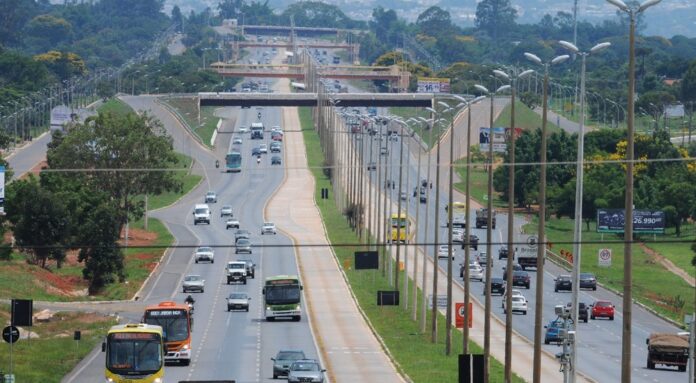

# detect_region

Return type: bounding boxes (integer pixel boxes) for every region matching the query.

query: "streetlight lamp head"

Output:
[524,52,542,65]
[437,101,451,109]
[493,70,510,80]
[552,55,571,64]
[452,94,468,103]
[425,107,438,114]
[638,0,662,12]
[474,84,489,94]
[496,85,511,93]
[606,0,629,11]
[519,69,535,79]
[473,95,486,103]
[591,42,612,53]
[559,40,579,53]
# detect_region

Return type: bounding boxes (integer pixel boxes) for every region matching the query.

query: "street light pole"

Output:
[425,106,443,343]
[525,52,570,383]
[494,66,534,383]
[420,116,435,334]
[559,39,611,383]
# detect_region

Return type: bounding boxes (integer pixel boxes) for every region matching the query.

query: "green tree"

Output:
[172,5,184,32]
[218,0,243,19]
[681,60,696,102]
[520,92,541,109]
[77,201,124,294]
[5,176,71,268]
[416,6,452,37]
[475,0,517,42]
[46,112,182,232]
[281,1,360,29]
[24,14,73,51]
[96,80,115,100]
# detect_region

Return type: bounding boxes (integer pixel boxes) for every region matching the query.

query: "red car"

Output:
[590,300,615,320]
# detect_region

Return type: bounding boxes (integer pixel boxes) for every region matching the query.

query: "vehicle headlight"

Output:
[182,344,190,350]
[295,305,301,311]
[266,306,271,311]
[154,379,162,383]
[106,379,115,383]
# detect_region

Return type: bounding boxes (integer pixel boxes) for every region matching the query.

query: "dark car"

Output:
[271,155,282,165]
[566,302,589,323]
[461,234,479,251]
[579,272,597,290]
[238,259,256,278]
[485,277,506,295]
[502,263,524,280]
[272,350,306,379]
[498,247,515,260]
[270,142,282,153]
[234,229,251,243]
[511,270,531,289]
[252,147,261,156]
[554,275,572,292]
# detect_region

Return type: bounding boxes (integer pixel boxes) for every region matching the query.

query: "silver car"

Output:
[205,191,217,203]
[233,137,243,144]
[194,246,214,264]
[235,239,252,254]
[220,205,233,217]
[261,222,277,235]
[182,274,205,293]
[287,359,326,383]
[226,292,251,312]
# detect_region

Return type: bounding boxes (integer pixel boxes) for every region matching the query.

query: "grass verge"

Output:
[0,306,117,381]
[523,217,694,325]
[493,101,562,133]
[98,98,134,116]
[299,107,524,383]
[161,97,219,147]
[453,155,507,209]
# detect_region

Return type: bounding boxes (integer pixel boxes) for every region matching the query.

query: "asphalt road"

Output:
[353,107,688,383]
[62,96,321,382]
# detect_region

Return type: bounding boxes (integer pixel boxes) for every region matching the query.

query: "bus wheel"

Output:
[293,316,301,322]
[266,317,275,322]
[181,359,190,366]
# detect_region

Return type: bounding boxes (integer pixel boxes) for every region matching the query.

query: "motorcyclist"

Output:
[257,155,261,164]
[185,295,195,307]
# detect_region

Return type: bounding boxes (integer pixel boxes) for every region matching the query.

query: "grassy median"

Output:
[162,97,219,147]
[299,107,524,383]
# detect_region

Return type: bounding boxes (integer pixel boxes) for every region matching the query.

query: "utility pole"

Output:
[420,118,434,334]
[395,120,406,294]
[463,97,475,355]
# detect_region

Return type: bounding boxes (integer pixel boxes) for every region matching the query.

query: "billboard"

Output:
[479,127,506,152]
[596,209,665,234]
[417,77,451,93]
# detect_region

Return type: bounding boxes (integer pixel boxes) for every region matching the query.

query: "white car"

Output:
[239,126,249,133]
[261,222,277,235]
[452,229,464,243]
[182,275,205,293]
[503,295,528,315]
[437,245,454,260]
[205,191,217,203]
[477,251,492,267]
[460,262,484,281]
[226,217,240,230]
[194,246,214,264]
[502,289,525,308]
[220,205,233,217]
[233,137,243,145]
[259,144,268,154]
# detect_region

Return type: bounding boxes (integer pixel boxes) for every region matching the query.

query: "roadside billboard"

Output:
[417,77,451,93]
[479,127,506,152]
[596,209,665,234]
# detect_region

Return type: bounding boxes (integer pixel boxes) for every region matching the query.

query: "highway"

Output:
[62,95,321,382]
[348,102,688,382]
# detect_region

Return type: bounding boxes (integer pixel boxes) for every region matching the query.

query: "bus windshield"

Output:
[265,285,301,305]
[226,152,242,171]
[144,310,189,342]
[391,217,407,227]
[106,333,162,375]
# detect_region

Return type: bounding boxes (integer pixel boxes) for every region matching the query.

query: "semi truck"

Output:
[475,208,496,229]
[646,333,689,371]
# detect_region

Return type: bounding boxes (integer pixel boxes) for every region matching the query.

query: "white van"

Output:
[193,204,211,225]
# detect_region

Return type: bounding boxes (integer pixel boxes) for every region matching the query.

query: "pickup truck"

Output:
[646,333,689,371]
[226,261,248,285]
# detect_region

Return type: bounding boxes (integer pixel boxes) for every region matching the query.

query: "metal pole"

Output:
[484,92,495,383]
[412,135,422,321]
[505,75,517,383]
[431,114,442,343]
[463,101,473,354]
[622,11,637,383]
[421,118,434,334]
[396,123,405,293]
[570,52,588,383]
[533,64,550,383]
[688,316,695,383]
[446,111,455,355]
[403,131,411,310]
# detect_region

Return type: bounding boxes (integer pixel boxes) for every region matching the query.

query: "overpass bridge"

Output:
[209,62,409,85]
[197,92,435,108]
[241,24,362,38]
[235,41,355,50]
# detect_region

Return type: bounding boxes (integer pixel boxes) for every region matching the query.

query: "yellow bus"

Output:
[390,213,409,242]
[103,323,164,383]
[448,201,467,228]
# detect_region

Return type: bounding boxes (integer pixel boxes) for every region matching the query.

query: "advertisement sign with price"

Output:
[598,248,612,267]
[596,209,665,234]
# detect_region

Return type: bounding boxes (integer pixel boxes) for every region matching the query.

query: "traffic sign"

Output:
[2,325,19,344]
[483,194,488,201]
[455,302,473,329]
[428,294,448,309]
[598,248,612,267]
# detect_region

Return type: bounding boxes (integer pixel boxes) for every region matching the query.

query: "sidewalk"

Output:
[266,85,405,382]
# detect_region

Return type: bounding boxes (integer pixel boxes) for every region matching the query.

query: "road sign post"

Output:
[2,325,19,380]
[598,248,612,267]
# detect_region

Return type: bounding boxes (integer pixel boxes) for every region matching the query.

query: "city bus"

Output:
[225,151,242,172]
[390,213,409,243]
[103,323,164,383]
[448,201,467,228]
[142,301,193,365]
[262,275,303,322]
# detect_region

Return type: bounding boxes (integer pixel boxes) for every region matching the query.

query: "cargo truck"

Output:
[646,333,689,371]
[475,208,496,229]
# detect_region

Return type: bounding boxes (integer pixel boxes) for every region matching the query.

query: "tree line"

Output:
[2,111,181,293]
